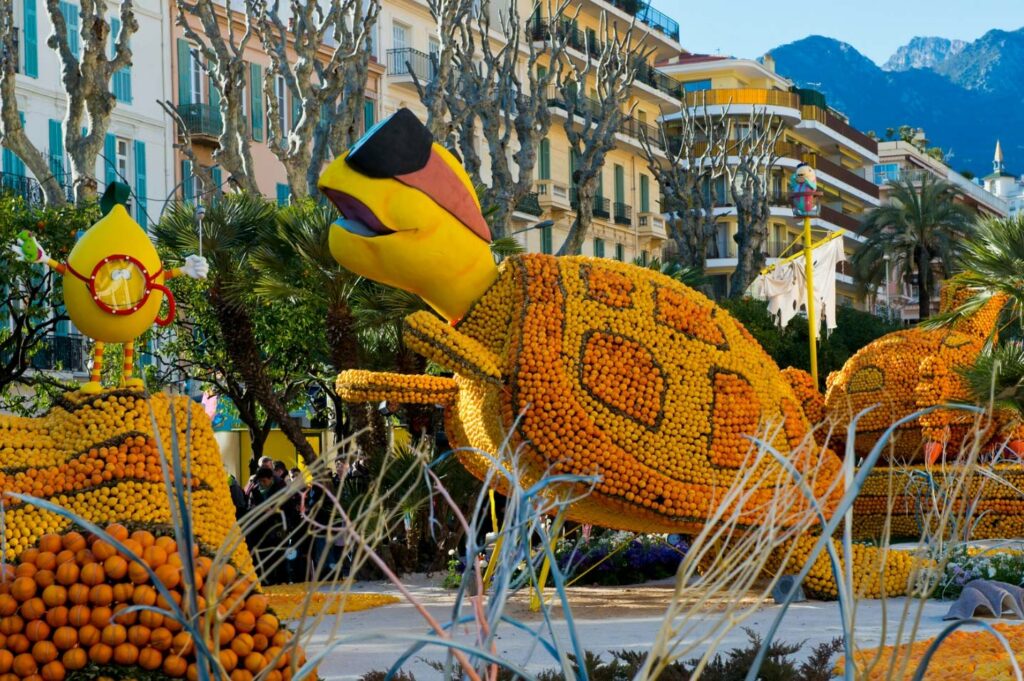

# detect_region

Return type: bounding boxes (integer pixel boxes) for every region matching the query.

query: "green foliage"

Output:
[851,173,975,319]
[634,256,707,289]
[721,298,901,382]
[0,195,98,414]
[361,632,844,680]
[938,545,1024,600]
[959,341,1024,416]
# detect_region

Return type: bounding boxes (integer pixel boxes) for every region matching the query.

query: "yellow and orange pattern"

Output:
[0,390,252,574]
[439,254,843,534]
[824,283,1011,462]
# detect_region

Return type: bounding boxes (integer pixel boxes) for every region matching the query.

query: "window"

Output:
[110,17,131,103]
[21,0,39,77]
[428,37,440,79]
[392,22,408,51]
[58,1,79,58]
[640,250,649,266]
[363,98,375,133]
[540,224,553,255]
[189,49,203,104]
[614,164,624,204]
[615,243,624,261]
[873,163,901,185]
[274,75,286,132]
[276,183,290,206]
[640,174,650,212]
[538,138,550,180]
[115,137,129,183]
[682,79,711,93]
[637,110,647,126]
[181,160,194,202]
[593,238,604,258]
[249,62,263,141]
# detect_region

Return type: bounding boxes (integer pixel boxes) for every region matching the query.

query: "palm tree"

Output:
[852,173,975,320]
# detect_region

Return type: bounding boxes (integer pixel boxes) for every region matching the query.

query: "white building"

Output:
[983,140,1024,218]
[3,0,174,224]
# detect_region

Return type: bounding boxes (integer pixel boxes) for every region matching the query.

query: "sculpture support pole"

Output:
[803,214,818,387]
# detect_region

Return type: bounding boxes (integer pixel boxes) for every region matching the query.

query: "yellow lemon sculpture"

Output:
[13,183,208,393]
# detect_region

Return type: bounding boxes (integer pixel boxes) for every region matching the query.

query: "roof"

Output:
[655,54,729,68]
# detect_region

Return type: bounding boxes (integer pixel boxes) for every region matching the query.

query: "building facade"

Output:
[983,141,1024,218]
[375,0,680,262]
[657,54,880,305]
[873,139,1007,323]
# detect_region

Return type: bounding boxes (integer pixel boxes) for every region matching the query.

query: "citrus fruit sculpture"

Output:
[11,183,208,394]
[824,280,1020,462]
[0,389,307,679]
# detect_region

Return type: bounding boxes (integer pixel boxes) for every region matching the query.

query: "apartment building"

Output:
[658,54,881,305]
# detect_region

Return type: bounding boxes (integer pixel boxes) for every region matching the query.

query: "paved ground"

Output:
[298,575,990,680]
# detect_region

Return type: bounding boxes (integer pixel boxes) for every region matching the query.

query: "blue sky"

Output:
[659,0,1024,65]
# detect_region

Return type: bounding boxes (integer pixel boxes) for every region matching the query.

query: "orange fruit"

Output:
[132,585,157,607]
[24,621,49,643]
[171,631,193,656]
[105,524,129,543]
[5,634,28,654]
[149,627,173,651]
[61,533,86,554]
[18,550,39,566]
[90,606,113,628]
[230,669,254,681]
[31,640,58,664]
[21,598,46,621]
[32,571,54,589]
[43,607,67,629]
[40,660,64,681]
[79,564,104,587]
[244,653,266,674]
[89,541,116,562]
[66,606,90,628]
[230,633,254,657]
[111,603,137,626]
[40,586,65,608]
[233,610,255,633]
[100,624,127,646]
[112,583,134,604]
[14,564,36,580]
[143,546,168,568]
[77,625,100,648]
[138,647,162,671]
[131,531,155,549]
[0,596,15,617]
[251,633,268,652]
[38,536,61,555]
[12,652,37,677]
[0,650,12,674]
[60,648,86,672]
[34,553,56,573]
[218,648,238,672]
[154,564,180,589]
[103,556,128,581]
[11,578,36,602]
[113,642,139,666]
[127,624,151,646]
[66,584,89,606]
[88,584,112,607]
[139,609,163,629]
[254,613,278,637]
[53,550,74,567]
[53,564,78,587]
[162,653,187,678]
[51,627,77,651]
[218,622,236,646]
[88,643,112,665]
[128,561,150,585]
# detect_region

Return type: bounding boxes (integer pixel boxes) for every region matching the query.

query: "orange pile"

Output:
[0,526,306,681]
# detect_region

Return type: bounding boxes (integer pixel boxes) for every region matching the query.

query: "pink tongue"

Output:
[328,189,392,235]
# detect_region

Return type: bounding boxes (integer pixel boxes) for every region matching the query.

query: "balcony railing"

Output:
[805,154,879,199]
[684,88,802,110]
[31,334,88,374]
[819,205,862,232]
[619,116,661,148]
[800,105,878,154]
[0,173,44,207]
[387,47,436,81]
[570,188,610,218]
[632,61,683,98]
[515,192,543,216]
[613,201,632,225]
[175,103,223,138]
[633,1,679,42]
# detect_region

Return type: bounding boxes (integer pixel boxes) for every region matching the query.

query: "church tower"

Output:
[985,140,1015,198]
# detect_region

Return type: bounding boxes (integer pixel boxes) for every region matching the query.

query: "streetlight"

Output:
[510,219,555,237]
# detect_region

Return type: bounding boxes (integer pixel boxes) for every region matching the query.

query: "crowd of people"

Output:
[227,454,370,585]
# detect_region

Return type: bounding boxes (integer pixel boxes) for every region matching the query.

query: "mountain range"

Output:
[768,28,1024,177]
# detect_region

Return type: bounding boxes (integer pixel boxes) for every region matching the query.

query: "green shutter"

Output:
[103,134,116,186]
[208,68,220,110]
[22,0,38,77]
[540,224,553,255]
[290,90,300,129]
[210,166,222,203]
[276,183,289,206]
[48,119,63,179]
[640,174,649,212]
[59,1,79,58]
[593,238,604,258]
[538,138,550,180]
[176,39,192,105]
[363,98,375,132]
[249,63,263,141]
[181,160,193,202]
[614,164,624,204]
[615,243,624,261]
[133,140,147,227]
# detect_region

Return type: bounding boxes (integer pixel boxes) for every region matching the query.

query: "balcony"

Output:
[804,154,879,199]
[818,205,862,232]
[0,173,44,207]
[638,212,667,240]
[386,48,436,84]
[632,1,679,42]
[632,61,683,99]
[799,105,878,155]
[31,334,88,374]
[515,192,543,216]
[536,179,572,211]
[570,188,610,218]
[619,115,662,149]
[684,88,802,114]
[613,201,632,225]
[175,103,223,142]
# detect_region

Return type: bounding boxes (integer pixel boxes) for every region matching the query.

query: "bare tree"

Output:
[438,0,573,239]
[250,0,380,197]
[174,0,260,194]
[412,0,473,141]
[556,15,650,255]
[0,0,138,205]
[726,109,784,297]
[639,98,731,274]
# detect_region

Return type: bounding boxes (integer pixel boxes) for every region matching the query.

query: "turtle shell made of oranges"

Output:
[443,254,842,534]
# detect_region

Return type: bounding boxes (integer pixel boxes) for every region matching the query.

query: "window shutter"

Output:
[59,1,79,58]
[210,166,222,203]
[540,224,552,255]
[48,119,64,180]
[538,138,550,180]
[176,39,192,105]
[249,63,263,141]
[181,160,193,202]
[593,238,604,258]
[110,18,132,103]
[133,140,147,227]
[363,99,375,132]
[276,183,289,206]
[208,67,220,110]
[640,174,649,213]
[614,164,624,204]
[3,113,27,177]
[290,90,300,129]
[22,0,38,77]
[103,134,116,186]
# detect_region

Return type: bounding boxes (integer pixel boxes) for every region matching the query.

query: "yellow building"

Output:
[375,0,684,261]
[658,54,881,304]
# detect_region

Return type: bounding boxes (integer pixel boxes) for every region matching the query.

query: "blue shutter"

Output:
[22,0,38,77]
[208,68,220,110]
[181,160,194,202]
[249,63,263,141]
[3,113,27,177]
[640,174,649,213]
[110,17,132,103]
[593,237,604,258]
[48,119,63,180]
[276,183,289,206]
[176,39,192,105]
[59,2,79,58]
[290,90,300,129]
[363,99,375,132]
[103,133,116,186]
[133,140,147,227]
